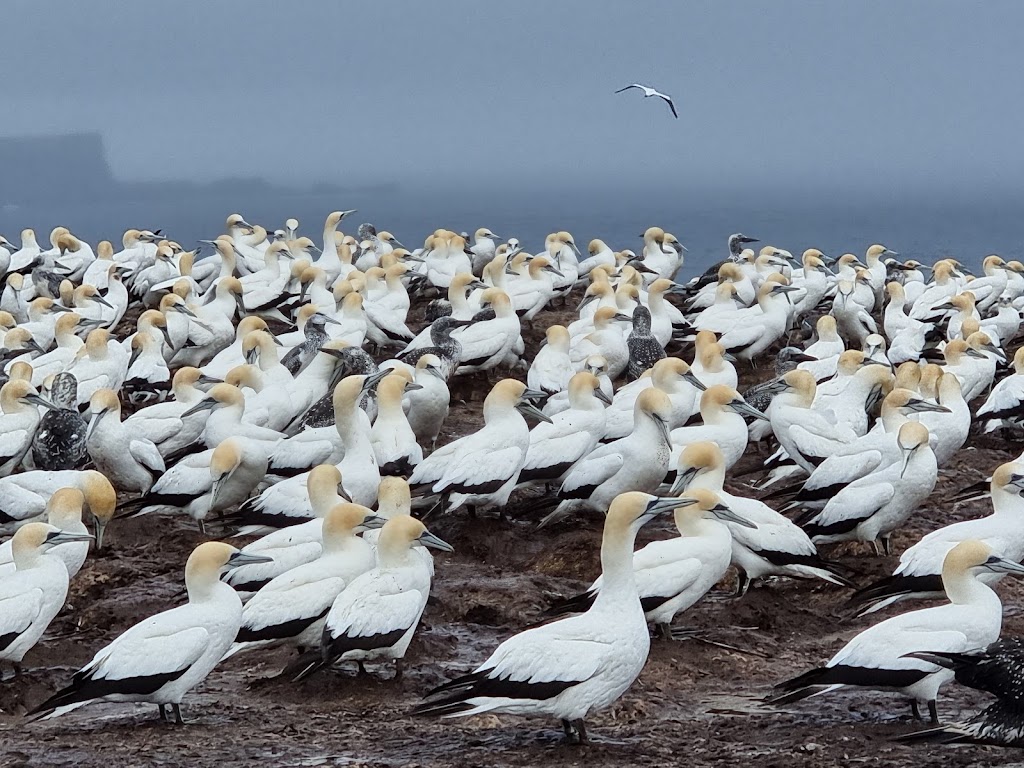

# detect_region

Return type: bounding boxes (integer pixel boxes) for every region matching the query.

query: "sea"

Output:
[2,185,1020,279]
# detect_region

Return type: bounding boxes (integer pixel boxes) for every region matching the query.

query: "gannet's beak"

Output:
[361,369,390,392]
[710,502,757,529]
[516,399,553,424]
[45,529,95,545]
[669,466,701,497]
[730,398,769,421]
[683,370,707,391]
[181,397,217,418]
[417,530,454,553]
[226,550,273,568]
[652,413,671,444]
[980,555,1024,575]
[85,407,110,441]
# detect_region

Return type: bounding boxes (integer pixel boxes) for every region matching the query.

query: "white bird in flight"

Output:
[615,83,678,119]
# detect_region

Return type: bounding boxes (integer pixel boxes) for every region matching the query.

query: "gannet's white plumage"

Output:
[546,389,674,523]
[29,542,271,723]
[668,384,767,474]
[223,465,348,594]
[547,490,755,635]
[850,462,1024,615]
[84,389,164,493]
[0,523,93,670]
[0,487,112,579]
[517,372,609,489]
[294,516,452,680]
[415,492,684,742]
[771,540,1024,723]
[224,503,379,660]
[410,379,549,514]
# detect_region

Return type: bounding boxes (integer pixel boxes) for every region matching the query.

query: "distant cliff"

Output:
[0,133,393,208]
[0,133,116,204]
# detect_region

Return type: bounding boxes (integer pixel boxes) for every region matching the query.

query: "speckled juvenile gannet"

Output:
[770,540,1024,723]
[415,492,683,743]
[0,523,93,676]
[897,637,1024,746]
[28,541,271,724]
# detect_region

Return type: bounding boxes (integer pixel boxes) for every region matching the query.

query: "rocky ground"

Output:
[1,297,1022,767]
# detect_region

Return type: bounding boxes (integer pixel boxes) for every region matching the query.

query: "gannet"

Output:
[699,279,799,361]
[398,316,470,379]
[294,516,451,681]
[0,380,53,478]
[0,488,105,579]
[614,83,679,118]
[850,462,1024,615]
[201,316,273,379]
[170,277,244,369]
[545,389,674,524]
[897,638,1024,746]
[770,540,1024,723]
[943,332,1000,402]
[765,369,858,475]
[548,490,754,637]
[603,357,705,441]
[917,367,970,465]
[689,330,738,390]
[66,328,129,405]
[569,306,631,379]
[626,306,666,380]
[744,347,816,435]
[517,372,609,490]
[225,503,380,661]
[84,389,164,493]
[370,371,424,476]
[118,437,268,533]
[0,523,93,675]
[669,385,767,472]
[979,346,1024,432]
[29,541,271,724]
[415,492,682,743]
[798,422,935,553]
[528,325,574,396]
[244,374,382,525]
[451,289,523,375]
[410,379,549,515]
[386,353,449,450]
[671,442,855,594]
[223,465,349,592]
[30,372,88,470]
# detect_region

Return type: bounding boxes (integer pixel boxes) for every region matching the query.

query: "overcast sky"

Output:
[5,1,1023,194]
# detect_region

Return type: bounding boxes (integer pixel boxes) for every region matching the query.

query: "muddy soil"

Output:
[2,298,1023,767]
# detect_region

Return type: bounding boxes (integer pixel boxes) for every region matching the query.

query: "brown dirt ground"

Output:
[2,293,1023,767]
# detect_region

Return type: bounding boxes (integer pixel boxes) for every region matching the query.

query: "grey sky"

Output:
[5,1,1023,193]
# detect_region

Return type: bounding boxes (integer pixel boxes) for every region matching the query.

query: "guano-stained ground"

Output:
[1,297,1022,767]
